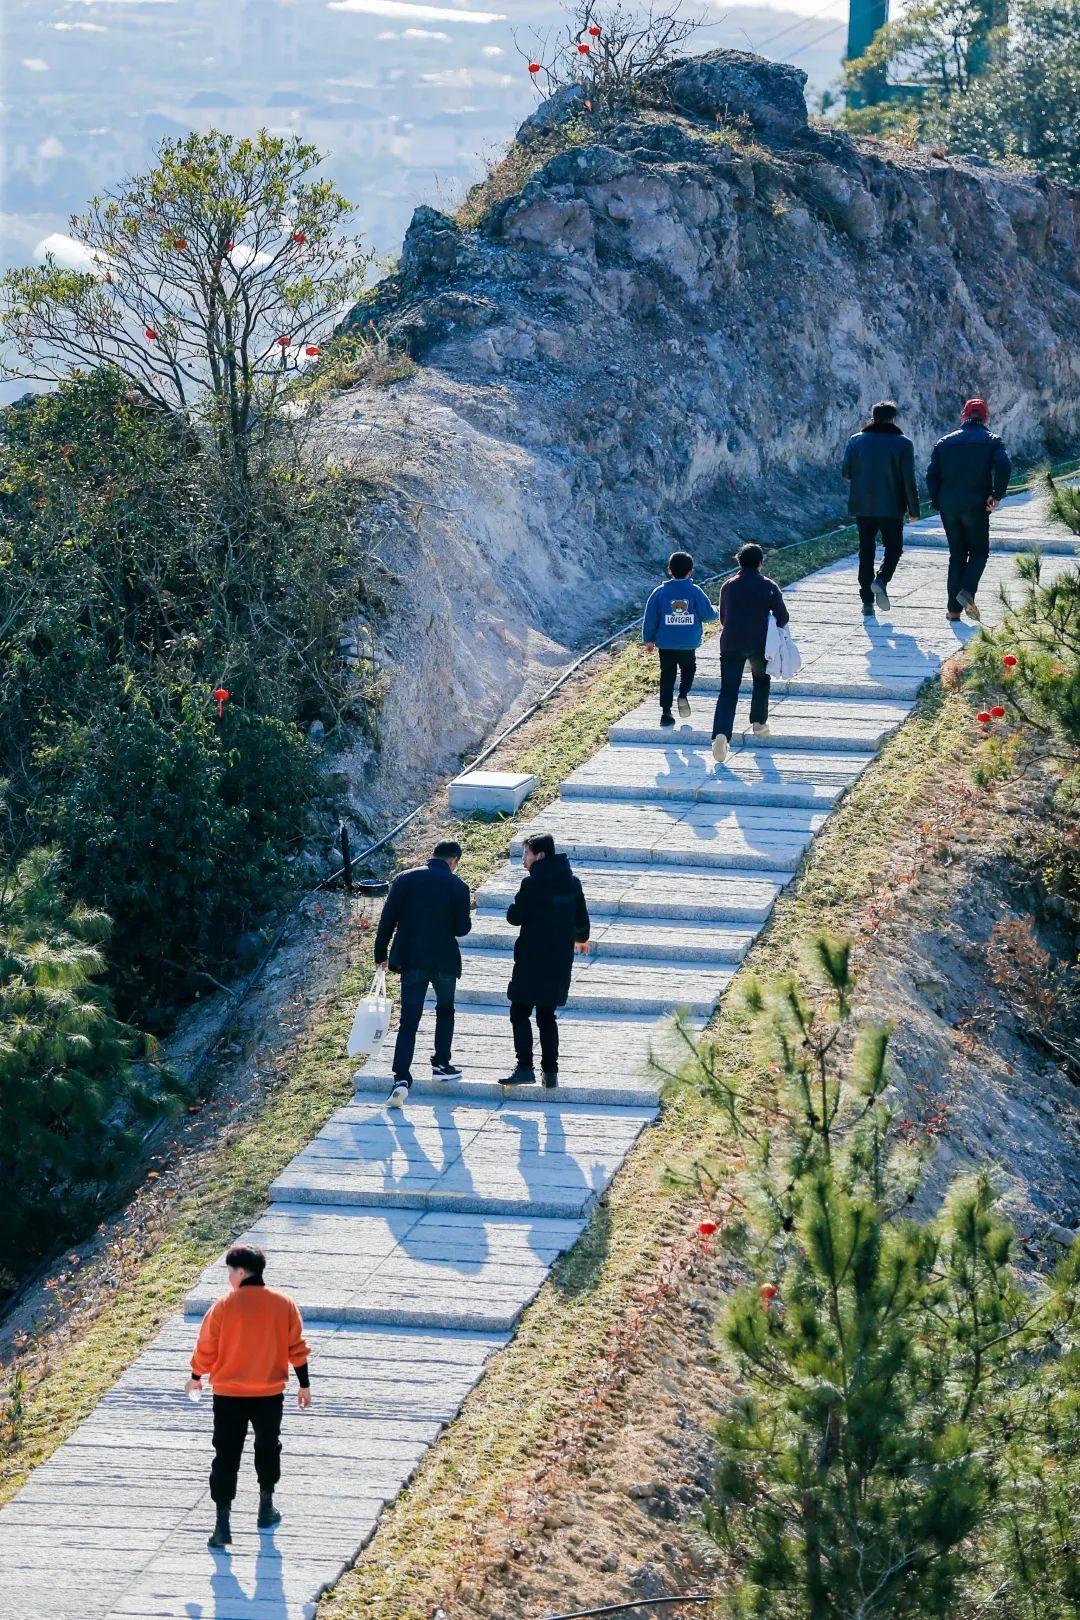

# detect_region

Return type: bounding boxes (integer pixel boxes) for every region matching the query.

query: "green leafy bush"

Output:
[0,850,182,1285]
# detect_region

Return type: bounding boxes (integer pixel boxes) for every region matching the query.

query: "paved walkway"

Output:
[2,492,1076,1618]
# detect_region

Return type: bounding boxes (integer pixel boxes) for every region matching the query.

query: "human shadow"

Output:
[498,1106,607,1260]
[183,1530,288,1618]
[385,1103,489,1276]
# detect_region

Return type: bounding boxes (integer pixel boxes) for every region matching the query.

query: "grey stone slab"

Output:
[457,948,730,1015]
[610,694,912,750]
[469,912,757,964]
[560,743,871,809]
[509,799,825,872]
[476,858,789,921]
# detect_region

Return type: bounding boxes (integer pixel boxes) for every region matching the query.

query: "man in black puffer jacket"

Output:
[841,400,921,616]
[499,834,590,1089]
[926,397,1012,623]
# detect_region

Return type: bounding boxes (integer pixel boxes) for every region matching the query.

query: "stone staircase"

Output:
[2,499,1077,1619]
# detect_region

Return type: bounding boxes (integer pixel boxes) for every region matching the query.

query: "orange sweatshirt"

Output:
[190,1281,310,1396]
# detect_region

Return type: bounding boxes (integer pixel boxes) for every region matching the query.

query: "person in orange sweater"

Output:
[185,1244,311,1549]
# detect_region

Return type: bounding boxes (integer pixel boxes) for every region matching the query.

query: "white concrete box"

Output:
[448,769,539,814]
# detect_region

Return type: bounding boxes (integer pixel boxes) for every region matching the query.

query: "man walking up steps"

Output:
[840,400,921,615]
[186,1244,311,1551]
[499,834,590,1089]
[927,397,1012,623]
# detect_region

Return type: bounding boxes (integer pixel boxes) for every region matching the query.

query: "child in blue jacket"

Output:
[642,551,718,727]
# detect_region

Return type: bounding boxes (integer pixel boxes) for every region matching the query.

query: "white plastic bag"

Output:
[765,615,802,679]
[346,968,391,1058]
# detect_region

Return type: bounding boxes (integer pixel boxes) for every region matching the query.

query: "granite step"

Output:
[609,694,911,751]
[560,742,872,809]
[475,858,789,922]
[509,799,827,873]
[456,949,730,1015]
[468,912,757,964]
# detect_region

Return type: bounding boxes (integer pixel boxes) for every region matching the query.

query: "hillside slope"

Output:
[328,50,1080,806]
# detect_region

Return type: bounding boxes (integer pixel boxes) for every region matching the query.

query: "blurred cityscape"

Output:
[0,0,848,280]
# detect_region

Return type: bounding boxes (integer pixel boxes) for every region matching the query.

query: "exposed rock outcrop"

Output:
[327,51,1080,819]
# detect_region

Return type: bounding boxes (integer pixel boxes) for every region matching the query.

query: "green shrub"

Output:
[0,849,181,1286]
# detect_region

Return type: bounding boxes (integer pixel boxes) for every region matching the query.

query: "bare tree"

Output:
[516,0,704,114]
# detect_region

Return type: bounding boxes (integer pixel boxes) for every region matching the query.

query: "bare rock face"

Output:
[641,48,809,138]
[331,50,1080,816]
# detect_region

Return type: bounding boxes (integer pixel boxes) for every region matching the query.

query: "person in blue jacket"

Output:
[926,397,1011,622]
[642,551,718,727]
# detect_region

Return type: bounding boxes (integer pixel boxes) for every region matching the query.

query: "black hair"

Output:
[523,833,556,859]
[668,551,694,579]
[432,840,462,861]
[226,1245,266,1277]
[737,543,764,570]
[867,398,906,424]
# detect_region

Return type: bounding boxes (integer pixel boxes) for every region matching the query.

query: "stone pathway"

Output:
[2,493,1076,1619]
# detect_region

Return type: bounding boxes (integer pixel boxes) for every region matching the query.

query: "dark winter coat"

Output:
[505,852,590,1009]
[926,421,1012,516]
[373,858,471,978]
[717,568,789,657]
[841,422,920,519]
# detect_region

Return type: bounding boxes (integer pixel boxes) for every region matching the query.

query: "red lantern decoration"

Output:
[990,704,1006,718]
[976,711,991,724]
[588,23,601,35]
[305,345,321,357]
[292,231,307,244]
[698,1220,718,1238]
[578,41,590,52]
[145,328,158,341]
[225,241,235,251]
[212,687,230,718]
[528,61,540,73]
[276,335,292,347]
[1002,653,1018,668]
[759,1281,778,1311]
[173,239,188,251]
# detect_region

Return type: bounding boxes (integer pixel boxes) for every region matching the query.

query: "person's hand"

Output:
[184,1377,202,1397]
[575,940,590,956]
[909,511,921,522]
[986,497,999,512]
[297,1387,312,1410]
[644,642,655,653]
[375,959,388,971]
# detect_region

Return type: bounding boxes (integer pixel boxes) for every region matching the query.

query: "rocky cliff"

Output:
[326,50,1080,816]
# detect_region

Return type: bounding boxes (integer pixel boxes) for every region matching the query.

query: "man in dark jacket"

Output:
[499,834,590,1089]
[840,400,921,615]
[711,544,790,765]
[926,397,1012,622]
[374,839,472,1106]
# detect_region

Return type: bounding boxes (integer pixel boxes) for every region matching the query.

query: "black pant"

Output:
[510,1001,558,1072]
[393,968,456,1078]
[657,648,696,714]
[942,509,990,611]
[856,515,905,605]
[210,1394,283,1506]
[712,652,770,741]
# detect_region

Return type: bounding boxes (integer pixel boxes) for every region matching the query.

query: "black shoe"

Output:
[677,695,691,719]
[431,1061,463,1080]
[257,1490,282,1530]
[386,1075,411,1108]
[862,602,875,616]
[659,711,675,728]
[208,1508,232,1549]
[499,1067,537,1086]
[541,1069,559,1089]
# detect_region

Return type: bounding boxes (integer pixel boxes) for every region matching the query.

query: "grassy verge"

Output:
[319,678,979,1619]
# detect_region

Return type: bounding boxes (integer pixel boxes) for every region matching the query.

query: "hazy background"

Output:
[0,0,860,282]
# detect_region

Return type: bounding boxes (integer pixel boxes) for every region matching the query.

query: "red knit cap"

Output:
[961,397,988,421]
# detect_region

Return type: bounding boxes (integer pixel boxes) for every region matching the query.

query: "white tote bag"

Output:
[765,615,803,679]
[346,968,392,1058]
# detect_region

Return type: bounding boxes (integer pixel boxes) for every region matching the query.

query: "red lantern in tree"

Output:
[1002,653,1018,668]
[277,335,292,347]
[976,711,991,724]
[759,1281,778,1311]
[698,1219,718,1238]
[225,241,234,251]
[588,24,601,35]
[578,41,590,52]
[173,239,188,251]
[212,687,230,718]
[990,704,1005,718]
[292,231,307,244]
[305,345,321,357]
[528,61,540,73]
[145,328,158,341]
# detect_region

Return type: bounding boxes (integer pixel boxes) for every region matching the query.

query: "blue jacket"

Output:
[926,422,1011,516]
[642,578,718,650]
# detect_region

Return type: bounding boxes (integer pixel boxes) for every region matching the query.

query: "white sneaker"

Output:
[712,734,729,763]
[677,695,691,719]
[752,723,770,738]
[386,1077,410,1108]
